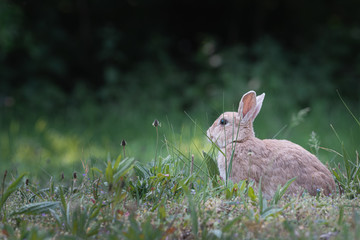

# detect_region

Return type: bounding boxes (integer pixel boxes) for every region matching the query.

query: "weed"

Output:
[0,171,27,221]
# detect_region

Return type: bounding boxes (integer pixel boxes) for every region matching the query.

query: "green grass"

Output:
[1,149,360,239]
[1,109,360,239]
[1,100,358,179]
[1,88,360,239]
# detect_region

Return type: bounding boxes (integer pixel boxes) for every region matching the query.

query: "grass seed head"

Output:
[3,170,7,181]
[152,119,160,127]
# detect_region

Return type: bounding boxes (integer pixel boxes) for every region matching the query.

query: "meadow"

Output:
[1,34,360,239]
[1,85,360,239]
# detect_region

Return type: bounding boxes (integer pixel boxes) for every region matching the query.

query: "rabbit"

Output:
[207,90,336,198]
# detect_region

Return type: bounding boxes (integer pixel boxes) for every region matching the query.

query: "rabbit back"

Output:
[222,138,336,197]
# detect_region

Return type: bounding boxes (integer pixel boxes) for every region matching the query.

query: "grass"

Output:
[0,90,360,239]
[1,111,360,239]
[1,152,360,239]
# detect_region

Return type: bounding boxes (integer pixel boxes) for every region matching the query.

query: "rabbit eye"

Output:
[219,118,228,125]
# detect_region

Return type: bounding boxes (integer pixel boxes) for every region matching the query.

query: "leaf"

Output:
[49,208,61,225]
[87,225,100,237]
[258,178,263,213]
[261,198,268,214]
[225,188,232,200]
[226,149,236,183]
[203,151,220,177]
[248,186,257,203]
[203,151,220,187]
[90,167,103,175]
[168,141,208,178]
[89,202,102,220]
[184,185,198,237]
[134,161,151,179]
[270,177,296,205]
[338,205,344,226]
[341,143,352,181]
[114,154,122,170]
[0,172,27,212]
[113,158,135,182]
[337,90,360,128]
[105,160,114,184]
[331,169,341,182]
[350,165,360,187]
[158,204,166,221]
[59,186,67,213]
[222,215,243,232]
[66,201,71,229]
[11,201,60,215]
[260,207,283,220]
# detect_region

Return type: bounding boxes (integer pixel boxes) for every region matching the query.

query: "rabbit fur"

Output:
[207,90,336,197]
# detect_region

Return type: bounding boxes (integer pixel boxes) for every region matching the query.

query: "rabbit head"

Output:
[207,91,265,148]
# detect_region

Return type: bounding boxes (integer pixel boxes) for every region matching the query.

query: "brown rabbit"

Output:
[207,90,336,197]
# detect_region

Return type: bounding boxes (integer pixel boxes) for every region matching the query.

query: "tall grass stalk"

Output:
[328,92,360,197]
[153,119,160,174]
[337,90,360,127]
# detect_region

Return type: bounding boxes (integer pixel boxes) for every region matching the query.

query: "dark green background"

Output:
[1,0,359,178]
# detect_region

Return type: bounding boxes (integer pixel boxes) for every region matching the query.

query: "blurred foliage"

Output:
[0,0,360,178]
[1,0,360,105]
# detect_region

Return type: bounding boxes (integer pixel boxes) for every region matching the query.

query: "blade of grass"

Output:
[337,90,360,127]
[272,125,288,139]
[270,177,296,205]
[330,124,352,180]
[165,140,208,178]
[184,186,198,238]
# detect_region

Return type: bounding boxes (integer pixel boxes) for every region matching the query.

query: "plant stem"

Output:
[154,125,159,174]
[1,170,7,197]
[190,154,194,189]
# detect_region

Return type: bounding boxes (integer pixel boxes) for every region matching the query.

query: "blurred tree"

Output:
[0,0,359,109]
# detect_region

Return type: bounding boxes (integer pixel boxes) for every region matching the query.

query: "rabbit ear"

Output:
[253,93,265,119]
[238,91,256,119]
[238,91,265,124]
